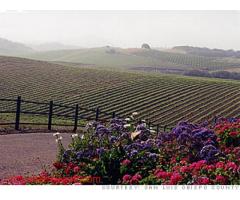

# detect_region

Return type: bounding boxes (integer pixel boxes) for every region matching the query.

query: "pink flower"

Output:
[216,161,225,169]
[121,159,131,166]
[197,177,210,185]
[73,166,80,173]
[229,131,238,137]
[131,174,142,184]
[180,166,189,173]
[206,165,215,172]
[225,162,238,172]
[215,175,227,184]
[190,160,206,171]
[155,171,172,180]
[170,173,183,185]
[122,174,132,183]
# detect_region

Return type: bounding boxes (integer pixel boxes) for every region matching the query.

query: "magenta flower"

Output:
[122,174,132,183]
[121,159,131,166]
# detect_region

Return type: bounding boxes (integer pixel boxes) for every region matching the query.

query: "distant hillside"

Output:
[172,46,240,58]
[29,42,81,51]
[21,46,240,71]
[22,46,166,68]
[0,37,34,56]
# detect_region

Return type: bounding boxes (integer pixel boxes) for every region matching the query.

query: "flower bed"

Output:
[1,115,240,185]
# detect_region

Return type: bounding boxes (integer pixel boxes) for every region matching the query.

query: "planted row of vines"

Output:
[1,56,240,127]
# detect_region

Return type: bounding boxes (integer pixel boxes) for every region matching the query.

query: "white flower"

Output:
[132,112,139,116]
[71,134,78,138]
[88,122,93,126]
[55,137,62,143]
[125,118,131,121]
[79,134,84,139]
[53,132,60,137]
[130,131,141,140]
[124,124,131,128]
[150,130,156,134]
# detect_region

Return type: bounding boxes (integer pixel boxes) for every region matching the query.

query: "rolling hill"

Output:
[0,37,34,56]
[1,37,240,78]
[1,55,240,127]
[21,46,240,72]
[172,45,240,58]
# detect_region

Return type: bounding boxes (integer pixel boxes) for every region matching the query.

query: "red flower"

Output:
[65,166,71,175]
[197,177,210,185]
[229,131,238,137]
[215,175,227,184]
[225,162,238,172]
[73,166,80,174]
[131,174,142,184]
[190,160,206,171]
[180,166,189,173]
[122,174,132,183]
[121,159,131,166]
[170,173,183,185]
[205,165,215,172]
[216,161,225,169]
[53,162,64,170]
[155,171,172,180]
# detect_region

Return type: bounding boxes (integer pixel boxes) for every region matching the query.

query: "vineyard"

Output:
[23,47,240,71]
[130,49,240,70]
[1,56,240,128]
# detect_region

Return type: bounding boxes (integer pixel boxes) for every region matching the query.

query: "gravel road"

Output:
[0,132,72,179]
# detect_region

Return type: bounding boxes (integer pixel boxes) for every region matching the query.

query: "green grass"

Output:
[0,113,86,130]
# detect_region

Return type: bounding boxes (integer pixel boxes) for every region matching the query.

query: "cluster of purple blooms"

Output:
[60,117,225,166]
[171,121,222,162]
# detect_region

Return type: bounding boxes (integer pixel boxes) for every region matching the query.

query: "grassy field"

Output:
[1,55,240,128]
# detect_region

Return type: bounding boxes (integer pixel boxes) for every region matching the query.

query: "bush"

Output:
[2,116,240,185]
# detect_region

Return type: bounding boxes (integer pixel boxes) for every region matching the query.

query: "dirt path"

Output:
[0,133,72,179]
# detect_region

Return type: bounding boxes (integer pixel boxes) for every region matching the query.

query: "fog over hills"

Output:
[1,11,240,49]
[29,42,81,51]
[0,37,34,56]
[172,46,240,58]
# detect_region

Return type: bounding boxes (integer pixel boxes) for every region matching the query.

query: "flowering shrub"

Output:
[214,118,240,147]
[1,115,240,185]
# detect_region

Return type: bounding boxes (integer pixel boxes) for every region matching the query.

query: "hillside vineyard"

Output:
[1,56,240,126]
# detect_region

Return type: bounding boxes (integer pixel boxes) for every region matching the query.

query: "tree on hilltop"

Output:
[141,43,151,49]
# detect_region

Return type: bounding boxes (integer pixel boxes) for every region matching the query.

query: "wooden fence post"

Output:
[48,101,53,131]
[112,112,116,119]
[95,107,99,121]
[157,124,159,134]
[213,116,218,125]
[73,104,79,132]
[164,125,167,132]
[15,96,21,130]
[148,121,151,129]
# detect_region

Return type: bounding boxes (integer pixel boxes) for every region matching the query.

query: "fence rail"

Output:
[0,96,171,133]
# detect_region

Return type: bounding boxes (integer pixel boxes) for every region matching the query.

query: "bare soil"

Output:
[0,132,72,179]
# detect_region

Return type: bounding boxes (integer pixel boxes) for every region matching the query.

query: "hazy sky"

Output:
[0,10,240,50]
